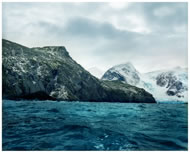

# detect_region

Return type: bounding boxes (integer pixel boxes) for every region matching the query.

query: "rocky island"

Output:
[2,39,156,103]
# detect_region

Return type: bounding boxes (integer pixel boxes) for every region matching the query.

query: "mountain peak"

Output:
[102,62,140,85]
[111,62,138,74]
[115,62,134,68]
[123,61,133,66]
[32,46,69,57]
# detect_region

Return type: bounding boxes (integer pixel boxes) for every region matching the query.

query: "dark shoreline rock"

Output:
[2,39,156,103]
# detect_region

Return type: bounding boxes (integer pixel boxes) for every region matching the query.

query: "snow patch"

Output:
[50,85,69,99]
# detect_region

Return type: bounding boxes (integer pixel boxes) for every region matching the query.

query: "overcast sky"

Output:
[2,2,188,73]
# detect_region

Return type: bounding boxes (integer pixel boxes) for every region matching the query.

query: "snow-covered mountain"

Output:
[102,63,188,103]
[102,62,140,85]
[88,67,104,79]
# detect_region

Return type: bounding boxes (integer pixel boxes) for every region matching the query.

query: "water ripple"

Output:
[2,100,188,151]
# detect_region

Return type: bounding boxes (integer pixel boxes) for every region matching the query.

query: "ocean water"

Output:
[2,100,188,151]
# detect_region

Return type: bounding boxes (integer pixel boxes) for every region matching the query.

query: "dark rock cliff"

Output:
[2,39,156,103]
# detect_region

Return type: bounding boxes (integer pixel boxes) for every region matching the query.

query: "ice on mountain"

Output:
[102,62,188,103]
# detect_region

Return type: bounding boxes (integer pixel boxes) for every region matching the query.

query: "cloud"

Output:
[134,3,188,34]
[2,2,188,73]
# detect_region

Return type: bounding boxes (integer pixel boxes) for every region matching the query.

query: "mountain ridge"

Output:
[2,39,156,103]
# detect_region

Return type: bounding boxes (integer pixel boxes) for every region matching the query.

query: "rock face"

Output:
[102,63,188,103]
[2,39,156,103]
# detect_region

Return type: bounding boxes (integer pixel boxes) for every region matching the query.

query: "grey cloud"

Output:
[129,3,188,34]
[63,16,139,39]
[2,2,188,73]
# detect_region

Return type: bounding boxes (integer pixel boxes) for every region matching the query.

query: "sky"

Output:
[2,2,188,74]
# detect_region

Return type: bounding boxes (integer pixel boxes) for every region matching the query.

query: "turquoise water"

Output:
[2,100,188,151]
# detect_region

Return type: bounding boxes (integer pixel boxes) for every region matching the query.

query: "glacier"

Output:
[102,63,188,103]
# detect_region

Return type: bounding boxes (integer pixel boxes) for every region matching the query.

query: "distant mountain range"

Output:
[102,62,188,103]
[2,39,155,103]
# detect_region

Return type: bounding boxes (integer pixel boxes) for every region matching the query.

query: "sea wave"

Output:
[2,100,188,151]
